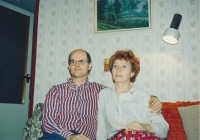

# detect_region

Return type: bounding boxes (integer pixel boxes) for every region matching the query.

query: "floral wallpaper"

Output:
[33,0,200,107]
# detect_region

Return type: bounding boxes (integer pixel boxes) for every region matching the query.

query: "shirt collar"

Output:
[110,83,136,99]
[67,77,90,90]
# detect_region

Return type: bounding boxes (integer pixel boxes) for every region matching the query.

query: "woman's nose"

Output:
[117,66,122,71]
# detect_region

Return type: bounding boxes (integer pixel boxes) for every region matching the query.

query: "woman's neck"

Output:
[115,82,133,94]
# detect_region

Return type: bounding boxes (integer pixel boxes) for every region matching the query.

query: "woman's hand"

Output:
[125,120,154,133]
[148,96,162,114]
[125,120,144,132]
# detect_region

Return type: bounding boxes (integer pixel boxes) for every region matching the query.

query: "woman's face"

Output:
[112,59,134,84]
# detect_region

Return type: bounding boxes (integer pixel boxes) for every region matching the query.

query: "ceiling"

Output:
[2,0,36,13]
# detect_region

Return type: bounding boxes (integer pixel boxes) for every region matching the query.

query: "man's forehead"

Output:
[70,50,87,59]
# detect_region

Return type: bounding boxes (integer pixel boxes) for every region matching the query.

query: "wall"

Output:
[0,1,34,140]
[33,0,200,107]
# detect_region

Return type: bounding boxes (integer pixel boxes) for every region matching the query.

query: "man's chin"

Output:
[72,74,86,78]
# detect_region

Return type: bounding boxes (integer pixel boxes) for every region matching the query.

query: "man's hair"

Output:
[109,49,140,83]
[68,49,92,64]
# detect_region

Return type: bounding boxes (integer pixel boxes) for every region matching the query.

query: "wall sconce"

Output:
[162,14,182,45]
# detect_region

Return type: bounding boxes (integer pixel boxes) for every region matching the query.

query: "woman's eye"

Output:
[113,65,117,68]
[123,65,127,68]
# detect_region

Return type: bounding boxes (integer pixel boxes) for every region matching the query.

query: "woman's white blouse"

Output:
[96,86,169,140]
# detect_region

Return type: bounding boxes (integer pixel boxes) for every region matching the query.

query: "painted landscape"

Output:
[96,0,150,32]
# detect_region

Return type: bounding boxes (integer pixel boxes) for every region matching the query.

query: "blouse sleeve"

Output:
[143,96,169,139]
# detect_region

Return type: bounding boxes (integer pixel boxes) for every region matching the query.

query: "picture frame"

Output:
[104,58,110,72]
[94,0,151,33]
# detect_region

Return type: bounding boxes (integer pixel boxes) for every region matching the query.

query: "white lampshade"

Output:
[162,14,182,45]
[162,28,180,45]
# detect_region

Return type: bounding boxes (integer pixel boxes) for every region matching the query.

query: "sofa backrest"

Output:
[162,101,200,140]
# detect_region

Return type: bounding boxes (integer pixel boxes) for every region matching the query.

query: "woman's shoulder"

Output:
[99,87,113,98]
[134,87,151,98]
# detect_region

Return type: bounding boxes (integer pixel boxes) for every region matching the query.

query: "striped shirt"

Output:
[41,77,106,140]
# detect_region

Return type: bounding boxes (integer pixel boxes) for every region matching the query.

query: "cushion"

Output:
[178,104,200,140]
[111,129,162,140]
[22,103,44,140]
[162,101,200,140]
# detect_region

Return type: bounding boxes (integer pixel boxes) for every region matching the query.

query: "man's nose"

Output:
[75,61,80,66]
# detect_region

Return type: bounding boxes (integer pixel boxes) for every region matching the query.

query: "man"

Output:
[40,49,162,140]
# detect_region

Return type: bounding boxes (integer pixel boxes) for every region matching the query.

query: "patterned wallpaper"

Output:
[33,0,200,107]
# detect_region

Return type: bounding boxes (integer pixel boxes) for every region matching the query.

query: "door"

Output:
[0,1,34,140]
[0,4,31,104]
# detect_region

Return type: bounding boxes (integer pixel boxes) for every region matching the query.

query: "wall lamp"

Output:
[162,14,182,45]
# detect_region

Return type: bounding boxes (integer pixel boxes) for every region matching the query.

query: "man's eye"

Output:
[71,61,75,64]
[79,60,84,63]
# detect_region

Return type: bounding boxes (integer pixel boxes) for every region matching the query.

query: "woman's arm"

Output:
[125,120,154,133]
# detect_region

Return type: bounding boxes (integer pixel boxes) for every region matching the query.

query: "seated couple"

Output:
[40,49,169,140]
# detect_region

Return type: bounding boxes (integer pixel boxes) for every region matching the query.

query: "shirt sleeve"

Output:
[41,86,74,138]
[143,96,169,139]
[96,90,107,140]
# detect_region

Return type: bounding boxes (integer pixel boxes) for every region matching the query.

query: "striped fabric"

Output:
[41,77,106,140]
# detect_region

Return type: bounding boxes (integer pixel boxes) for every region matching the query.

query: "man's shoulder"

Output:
[51,82,68,88]
[88,82,107,88]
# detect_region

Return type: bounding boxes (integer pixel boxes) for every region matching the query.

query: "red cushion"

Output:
[162,101,200,140]
[111,129,163,140]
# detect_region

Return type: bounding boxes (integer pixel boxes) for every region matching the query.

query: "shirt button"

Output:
[77,113,80,117]
[76,120,81,126]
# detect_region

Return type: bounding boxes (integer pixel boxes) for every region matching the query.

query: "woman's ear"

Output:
[131,72,135,78]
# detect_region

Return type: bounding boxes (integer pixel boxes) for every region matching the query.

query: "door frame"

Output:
[28,0,39,118]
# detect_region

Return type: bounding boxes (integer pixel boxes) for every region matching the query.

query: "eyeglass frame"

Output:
[69,59,89,66]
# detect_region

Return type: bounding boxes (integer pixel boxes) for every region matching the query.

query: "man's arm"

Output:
[41,86,74,138]
[148,96,162,114]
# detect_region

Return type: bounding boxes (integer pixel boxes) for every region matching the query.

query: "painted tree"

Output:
[114,0,121,24]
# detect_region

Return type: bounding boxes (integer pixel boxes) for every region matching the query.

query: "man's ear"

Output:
[68,65,72,76]
[89,62,92,70]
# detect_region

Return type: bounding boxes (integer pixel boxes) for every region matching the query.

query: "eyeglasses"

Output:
[69,59,88,66]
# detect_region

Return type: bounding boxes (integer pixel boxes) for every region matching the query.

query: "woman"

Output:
[96,50,169,140]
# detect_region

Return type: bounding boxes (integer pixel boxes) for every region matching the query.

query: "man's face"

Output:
[68,50,92,79]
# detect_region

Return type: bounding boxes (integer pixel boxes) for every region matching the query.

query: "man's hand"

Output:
[148,96,162,114]
[67,134,90,140]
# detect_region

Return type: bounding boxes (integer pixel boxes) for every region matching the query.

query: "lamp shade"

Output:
[162,14,182,45]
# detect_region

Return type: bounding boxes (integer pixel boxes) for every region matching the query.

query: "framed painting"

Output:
[94,0,151,33]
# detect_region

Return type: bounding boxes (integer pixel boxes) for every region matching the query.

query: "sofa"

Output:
[22,101,200,140]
